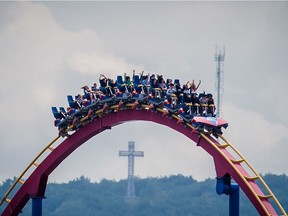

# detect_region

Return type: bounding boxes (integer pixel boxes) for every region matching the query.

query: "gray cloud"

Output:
[0,1,287,184]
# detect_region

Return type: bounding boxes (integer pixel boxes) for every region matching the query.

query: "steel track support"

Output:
[216,174,239,216]
[31,196,45,216]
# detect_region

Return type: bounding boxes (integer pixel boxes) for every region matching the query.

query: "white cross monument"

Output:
[119,141,144,200]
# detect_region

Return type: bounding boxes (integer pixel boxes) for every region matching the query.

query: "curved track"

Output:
[1,105,287,215]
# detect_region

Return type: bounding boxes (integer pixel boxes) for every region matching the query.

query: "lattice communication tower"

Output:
[215,45,225,117]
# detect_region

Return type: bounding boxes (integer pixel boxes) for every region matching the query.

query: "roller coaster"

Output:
[0,73,287,216]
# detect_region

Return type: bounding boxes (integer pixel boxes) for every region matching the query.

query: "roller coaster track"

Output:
[1,104,287,216]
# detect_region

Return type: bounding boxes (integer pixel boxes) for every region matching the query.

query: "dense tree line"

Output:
[1,174,287,215]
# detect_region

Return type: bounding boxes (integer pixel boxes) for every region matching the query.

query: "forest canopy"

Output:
[1,174,287,216]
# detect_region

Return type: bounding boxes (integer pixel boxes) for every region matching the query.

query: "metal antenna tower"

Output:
[119,141,144,200]
[215,45,225,117]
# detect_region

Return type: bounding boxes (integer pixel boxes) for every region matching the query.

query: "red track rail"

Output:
[1,108,286,215]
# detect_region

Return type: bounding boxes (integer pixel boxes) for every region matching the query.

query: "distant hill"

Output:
[1,174,287,216]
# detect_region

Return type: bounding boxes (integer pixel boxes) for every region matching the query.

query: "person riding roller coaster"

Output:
[52,72,227,138]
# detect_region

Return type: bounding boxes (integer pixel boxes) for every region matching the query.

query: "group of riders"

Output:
[52,71,217,132]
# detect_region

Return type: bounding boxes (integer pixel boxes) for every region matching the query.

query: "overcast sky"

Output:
[0,1,287,185]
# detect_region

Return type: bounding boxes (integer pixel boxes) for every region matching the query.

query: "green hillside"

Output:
[1,174,287,215]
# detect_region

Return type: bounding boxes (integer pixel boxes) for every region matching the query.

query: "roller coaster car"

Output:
[148,88,164,107]
[191,116,228,138]
[51,107,70,135]
[178,102,195,122]
[67,95,81,109]
[134,83,146,95]
[164,95,181,113]
[66,95,91,116]
[148,97,164,107]
[52,107,66,119]
[82,99,99,111]
[178,113,194,123]
[115,92,131,102]
[58,108,85,135]
[164,103,181,114]
[132,90,148,102]
[98,94,113,103]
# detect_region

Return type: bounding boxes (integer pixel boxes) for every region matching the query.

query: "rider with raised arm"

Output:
[189,79,201,93]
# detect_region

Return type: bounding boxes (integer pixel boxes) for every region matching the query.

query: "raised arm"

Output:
[196,80,201,90]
